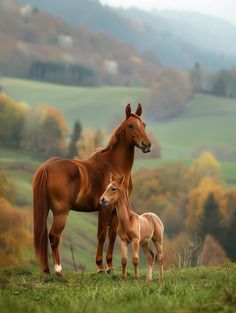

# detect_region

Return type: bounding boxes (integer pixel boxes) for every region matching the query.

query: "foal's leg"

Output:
[141,243,154,281]
[49,211,68,276]
[95,207,111,273]
[153,239,164,282]
[120,240,128,281]
[132,238,140,281]
[106,209,118,273]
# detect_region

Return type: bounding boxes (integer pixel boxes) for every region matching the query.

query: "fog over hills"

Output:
[19,0,236,69]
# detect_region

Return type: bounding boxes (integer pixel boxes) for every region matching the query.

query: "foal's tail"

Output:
[32,167,49,273]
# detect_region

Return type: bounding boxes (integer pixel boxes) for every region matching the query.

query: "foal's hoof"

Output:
[55,271,64,277]
[107,267,114,274]
[97,269,106,274]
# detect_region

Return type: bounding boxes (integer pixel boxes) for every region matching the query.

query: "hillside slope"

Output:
[19,0,236,69]
[0,0,159,86]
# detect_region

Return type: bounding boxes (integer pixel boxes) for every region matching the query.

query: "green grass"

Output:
[0,264,236,313]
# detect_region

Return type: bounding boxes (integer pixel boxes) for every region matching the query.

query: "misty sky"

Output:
[100,0,236,26]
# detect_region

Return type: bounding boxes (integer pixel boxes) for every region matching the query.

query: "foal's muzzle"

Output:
[99,197,109,206]
[140,140,151,153]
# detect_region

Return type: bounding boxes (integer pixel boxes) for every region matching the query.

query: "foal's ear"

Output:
[125,103,131,118]
[110,173,116,182]
[117,175,124,185]
[135,103,142,116]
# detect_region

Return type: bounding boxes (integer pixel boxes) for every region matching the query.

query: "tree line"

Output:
[131,152,236,265]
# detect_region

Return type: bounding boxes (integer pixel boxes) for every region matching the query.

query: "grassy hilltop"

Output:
[0,264,236,313]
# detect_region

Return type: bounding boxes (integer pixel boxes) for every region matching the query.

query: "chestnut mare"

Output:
[33,103,151,275]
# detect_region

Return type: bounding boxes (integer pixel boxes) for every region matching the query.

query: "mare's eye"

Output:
[128,124,134,129]
[143,123,146,128]
[111,187,116,192]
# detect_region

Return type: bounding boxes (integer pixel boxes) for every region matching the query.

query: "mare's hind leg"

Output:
[95,207,112,273]
[152,239,164,282]
[49,211,68,276]
[141,243,154,281]
[106,209,118,273]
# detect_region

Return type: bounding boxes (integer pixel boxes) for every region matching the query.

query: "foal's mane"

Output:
[102,113,141,152]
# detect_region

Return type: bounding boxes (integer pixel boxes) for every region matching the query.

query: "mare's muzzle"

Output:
[140,140,151,153]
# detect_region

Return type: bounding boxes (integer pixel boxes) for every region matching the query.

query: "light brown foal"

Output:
[100,173,164,282]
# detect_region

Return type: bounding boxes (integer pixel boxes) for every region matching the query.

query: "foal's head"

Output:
[124,103,151,153]
[99,173,124,206]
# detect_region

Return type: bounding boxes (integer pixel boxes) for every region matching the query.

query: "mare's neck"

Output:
[110,131,134,173]
[116,187,133,229]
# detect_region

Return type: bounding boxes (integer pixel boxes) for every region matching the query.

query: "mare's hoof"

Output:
[97,269,106,274]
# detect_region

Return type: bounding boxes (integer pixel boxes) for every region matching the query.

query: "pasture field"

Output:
[0,264,236,313]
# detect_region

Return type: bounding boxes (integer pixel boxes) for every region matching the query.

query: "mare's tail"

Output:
[32,167,50,273]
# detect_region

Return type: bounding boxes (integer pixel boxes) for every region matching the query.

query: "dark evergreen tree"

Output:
[198,193,222,241]
[68,120,82,158]
[222,210,236,261]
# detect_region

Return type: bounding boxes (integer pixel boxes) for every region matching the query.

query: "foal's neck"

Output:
[116,187,133,228]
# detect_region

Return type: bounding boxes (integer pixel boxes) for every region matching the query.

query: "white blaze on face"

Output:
[108,183,113,189]
[54,264,62,273]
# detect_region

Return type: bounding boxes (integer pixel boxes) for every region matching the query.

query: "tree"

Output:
[189,62,202,92]
[0,166,15,203]
[21,105,68,157]
[76,128,104,159]
[147,68,192,120]
[186,177,226,232]
[0,93,28,149]
[68,120,82,158]
[198,193,222,241]
[0,197,31,267]
[221,189,236,260]
[188,152,221,188]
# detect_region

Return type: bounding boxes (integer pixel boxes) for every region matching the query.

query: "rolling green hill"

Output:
[2,77,236,162]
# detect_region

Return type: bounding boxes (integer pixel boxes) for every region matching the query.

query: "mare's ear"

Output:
[125,103,131,118]
[117,175,125,185]
[135,103,142,116]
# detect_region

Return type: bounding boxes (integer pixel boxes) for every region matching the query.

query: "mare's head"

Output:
[105,103,151,153]
[99,173,124,206]
[124,103,151,153]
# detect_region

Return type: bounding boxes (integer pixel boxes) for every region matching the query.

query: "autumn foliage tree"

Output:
[21,105,68,157]
[147,68,192,120]
[0,167,31,267]
[76,129,104,159]
[0,93,28,149]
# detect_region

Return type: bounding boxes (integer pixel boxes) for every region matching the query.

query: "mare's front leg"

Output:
[106,209,118,273]
[132,238,140,281]
[120,240,128,281]
[95,206,112,273]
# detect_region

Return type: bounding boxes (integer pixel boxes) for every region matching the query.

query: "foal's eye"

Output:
[111,187,116,192]
[128,124,134,129]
